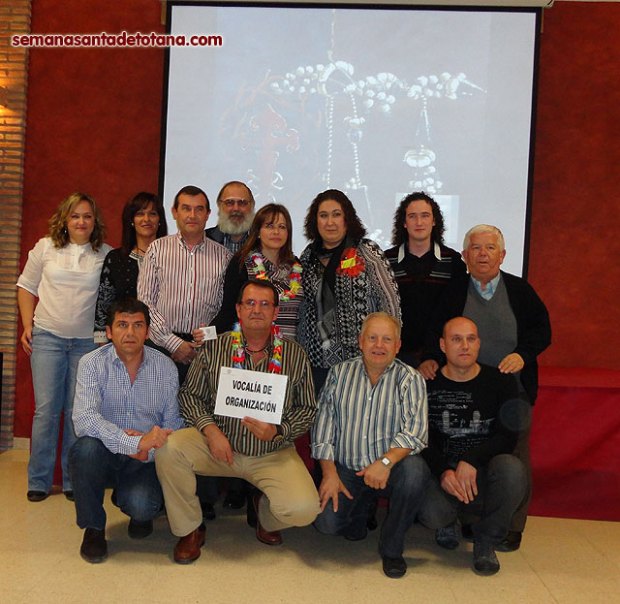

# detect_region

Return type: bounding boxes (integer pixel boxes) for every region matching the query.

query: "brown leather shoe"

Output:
[252,493,282,546]
[173,524,206,564]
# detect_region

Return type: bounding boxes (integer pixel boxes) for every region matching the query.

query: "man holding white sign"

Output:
[155,280,320,564]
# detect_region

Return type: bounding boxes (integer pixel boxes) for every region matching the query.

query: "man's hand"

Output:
[318,471,353,512]
[128,450,149,461]
[356,460,391,490]
[418,359,439,380]
[241,417,277,442]
[192,325,206,345]
[171,341,198,365]
[440,461,478,504]
[498,352,525,374]
[203,424,234,465]
[20,326,33,356]
[137,426,173,452]
[440,469,467,502]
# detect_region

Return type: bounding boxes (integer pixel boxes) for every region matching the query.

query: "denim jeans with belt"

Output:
[28,326,96,493]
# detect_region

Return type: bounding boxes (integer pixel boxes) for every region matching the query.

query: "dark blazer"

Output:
[422,270,551,403]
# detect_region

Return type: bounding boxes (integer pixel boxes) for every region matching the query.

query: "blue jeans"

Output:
[417,454,527,544]
[28,327,96,492]
[69,437,164,530]
[314,455,430,558]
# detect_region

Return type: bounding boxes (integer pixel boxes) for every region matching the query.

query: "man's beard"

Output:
[218,210,254,236]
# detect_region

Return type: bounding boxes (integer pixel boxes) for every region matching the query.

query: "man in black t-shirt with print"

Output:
[418,317,528,576]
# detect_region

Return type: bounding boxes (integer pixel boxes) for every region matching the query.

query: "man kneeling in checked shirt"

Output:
[312,312,428,579]
[155,279,320,564]
[70,298,183,563]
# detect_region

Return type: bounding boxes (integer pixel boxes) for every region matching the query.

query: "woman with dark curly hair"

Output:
[17,192,111,503]
[94,192,167,338]
[213,203,303,340]
[299,189,401,393]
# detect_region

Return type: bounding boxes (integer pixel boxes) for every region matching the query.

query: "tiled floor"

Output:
[2,448,618,603]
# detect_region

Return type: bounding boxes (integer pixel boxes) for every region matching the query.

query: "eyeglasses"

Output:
[240,299,275,309]
[221,198,251,208]
[263,223,288,232]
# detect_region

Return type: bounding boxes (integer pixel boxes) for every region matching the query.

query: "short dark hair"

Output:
[106,298,151,327]
[304,189,367,244]
[391,191,445,247]
[121,192,168,255]
[173,185,210,211]
[237,279,280,307]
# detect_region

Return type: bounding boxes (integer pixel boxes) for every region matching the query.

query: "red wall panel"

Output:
[529,3,620,369]
[14,2,620,437]
[15,0,165,435]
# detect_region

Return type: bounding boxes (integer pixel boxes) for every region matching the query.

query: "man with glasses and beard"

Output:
[205,181,256,254]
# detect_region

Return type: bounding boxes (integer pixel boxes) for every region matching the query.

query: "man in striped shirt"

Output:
[70,298,183,564]
[138,185,231,520]
[137,184,231,385]
[155,280,320,564]
[312,312,429,579]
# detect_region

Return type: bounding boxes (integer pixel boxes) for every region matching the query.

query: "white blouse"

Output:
[17,236,112,339]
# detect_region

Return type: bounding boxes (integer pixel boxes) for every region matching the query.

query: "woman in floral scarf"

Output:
[213,204,303,340]
[299,189,401,394]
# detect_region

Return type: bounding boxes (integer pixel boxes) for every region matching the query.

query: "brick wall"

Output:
[0,0,31,450]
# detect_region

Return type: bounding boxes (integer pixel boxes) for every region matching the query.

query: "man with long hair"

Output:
[384,192,466,368]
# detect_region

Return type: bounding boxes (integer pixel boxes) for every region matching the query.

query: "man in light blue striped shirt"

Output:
[312,312,429,579]
[69,299,183,564]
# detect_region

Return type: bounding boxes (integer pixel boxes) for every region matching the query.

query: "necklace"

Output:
[250,252,302,302]
[231,322,283,374]
[245,344,269,354]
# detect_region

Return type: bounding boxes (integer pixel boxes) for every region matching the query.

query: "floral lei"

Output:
[337,247,365,278]
[231,322,283,374]
[250,252,302,302]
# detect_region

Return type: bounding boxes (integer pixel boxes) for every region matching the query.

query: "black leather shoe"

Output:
[27,490,48,502]
[473,540,500,575]
[343,523,368,541]
[64,490,74,502]
[461,523,474,541]
[435,523,460,550]
[496,530,522,552]
[246,491,258,528]
[382,555,407,578]
[80,528,107,563]
[128,519,153,539]
[200,500,216,521]
[223,489,247,510]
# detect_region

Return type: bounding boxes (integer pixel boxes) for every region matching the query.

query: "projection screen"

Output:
[161,2,540,275]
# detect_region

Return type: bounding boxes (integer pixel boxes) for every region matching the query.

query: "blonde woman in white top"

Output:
[17,192,111,503]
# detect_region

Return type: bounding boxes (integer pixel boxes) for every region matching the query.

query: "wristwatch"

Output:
[272,425,285,445]
[381,457,392,467]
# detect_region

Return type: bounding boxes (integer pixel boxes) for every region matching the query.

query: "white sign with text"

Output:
[215,367,288,424]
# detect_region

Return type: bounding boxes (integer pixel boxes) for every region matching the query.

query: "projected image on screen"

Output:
[163,4,538,274]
